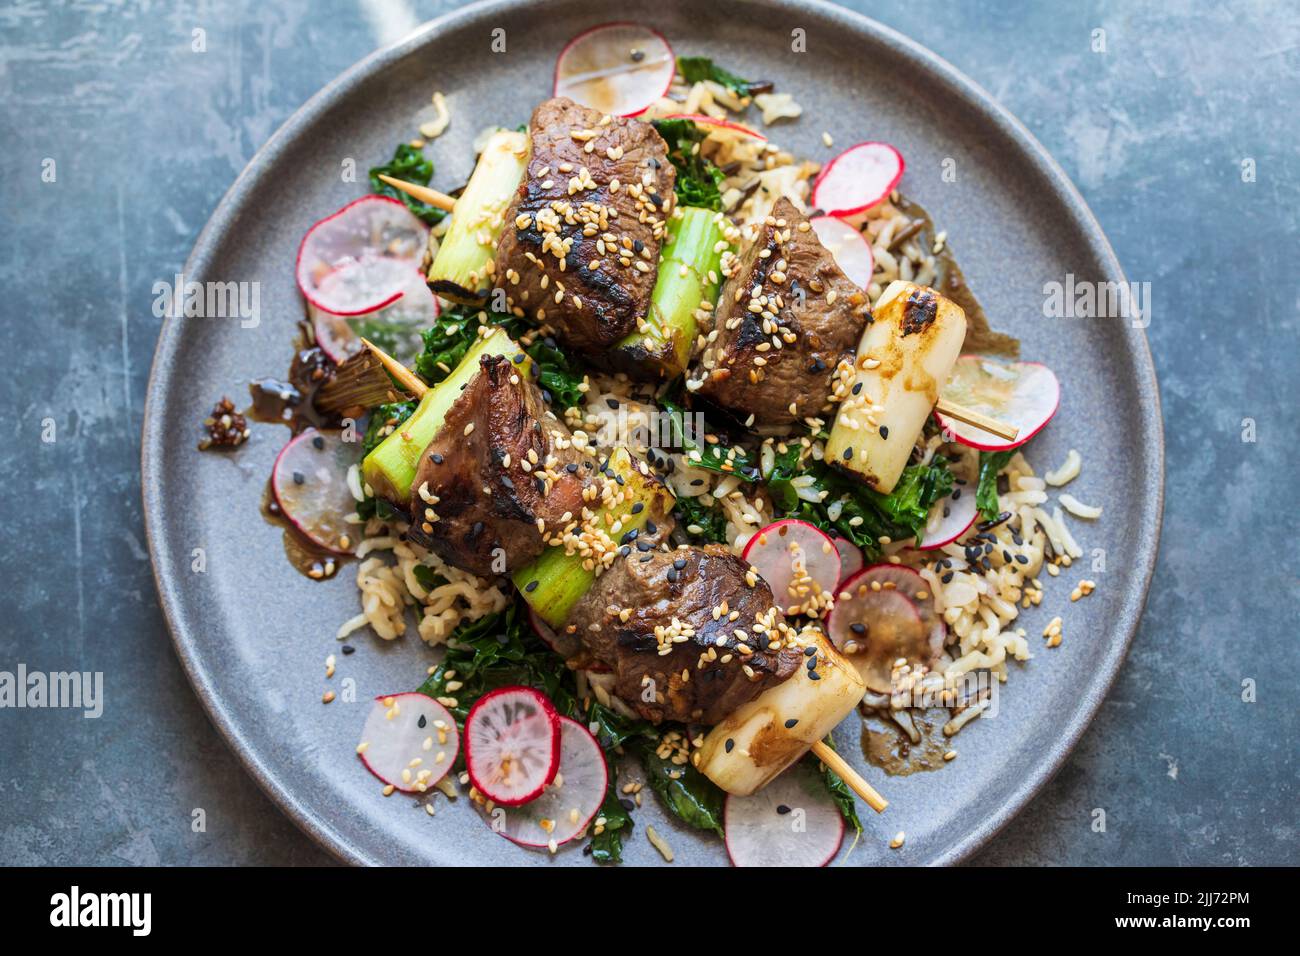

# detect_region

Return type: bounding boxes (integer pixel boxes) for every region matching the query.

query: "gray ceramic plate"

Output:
[143,0,1163,866]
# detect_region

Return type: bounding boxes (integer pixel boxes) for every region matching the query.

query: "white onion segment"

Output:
[741,519,842,615]
[271,427,363,555]
[827,564,945,693]
[487,717,608,849]
[310,274,439,366]
[724,761,845,867]
[812,141,905,218]
[464,686,561,806]
[296,196,429,316]
[809,216,875,288]
[918,484,977,549]
[554,22,675,117]
[357,693,459,793]
[935,356,1061,451]
[832,536,865,586]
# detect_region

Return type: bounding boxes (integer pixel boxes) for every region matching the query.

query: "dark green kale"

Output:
[651,118,726,211]
[975,450,1014,521]
[369,143,446,225]
[675,56,767,98]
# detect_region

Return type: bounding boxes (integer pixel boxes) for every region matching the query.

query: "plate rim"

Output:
[141,0,1165,867]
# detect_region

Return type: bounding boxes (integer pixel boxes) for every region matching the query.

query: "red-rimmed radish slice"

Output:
[554,22,675,117]
[296,195,428,316]
[271,427,363,555]
[918,484,977,549]
[935,356,1060,451]
[809,215,875,288]
[832,536,864,586]
[724,760,844,867]
[660,112,766,141]
[529,606,583,660]
[485,717,608,849]
[812,141,905,218]
[357,693,458,793]
[742,519,841,615]
[310,274,439,366]
[828,564,945,693]
[464,686,561,806]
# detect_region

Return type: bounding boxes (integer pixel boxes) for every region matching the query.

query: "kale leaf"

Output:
[676,56,764,98]
[672,494,730,544]
[976,450,1014,522]
[369,143,446,225]
[651,118,726,211]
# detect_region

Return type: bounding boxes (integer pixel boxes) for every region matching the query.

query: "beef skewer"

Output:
[359,337,887,813]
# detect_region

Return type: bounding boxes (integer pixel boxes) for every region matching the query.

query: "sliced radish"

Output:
[724,760,844,867]
[357,693,459,793]
[485,717,608,849]
[529,606,582,660]
[271,427,362,555]
[554,22,675,117]
[811,142,905,218]
[741,519,841,616]
[296,195,428,317]
[660,112,766,141]
[809,215,875,288]
[828,564,945,693]
[918,484,977,549]
[832,536,864,586]
[310,274,438,366]
[464,686,561,806]
[935,356,1061,451]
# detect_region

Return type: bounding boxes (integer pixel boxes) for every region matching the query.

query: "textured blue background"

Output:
[1,0,1295,865]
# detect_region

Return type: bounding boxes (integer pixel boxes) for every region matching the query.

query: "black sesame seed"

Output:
[725,738,735,753]
[849,622,866,635]
[312,435,324,450]
[645,521,658,535]
[431,453,444,465]
[941,572,954,583]
[1015,554,1029,565]
[620,529,639,544]
[806,656,818,670]
[776,804,792,815]
[809,670,821,680]
[952,488,961,499]
[341,644,356,655]
[879,425,889,439]
[804,646,818,656]
[673,558,686,570]
[784,718,799,728]
[293,471,304,485]
[852,382,863,395]
[633,238,645,253]
[525,580,539,593]
[1003,549,1012,562]
[566,462,578,473]
[843,447,854,460]
[619,545,631,557]
[501,475,514,490]
[606,398,620,410]
[631,502,644,514]
[418,715,427,728]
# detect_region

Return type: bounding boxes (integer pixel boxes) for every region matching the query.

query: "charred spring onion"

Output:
[361,327,524,503]
[425,129,529,305]
[515,447,674,628]
[612,206,728,377]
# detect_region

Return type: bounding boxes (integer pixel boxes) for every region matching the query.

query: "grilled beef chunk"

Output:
[408,352,594,577]
[692,197,871,428]
[565,544,804,724]
[493,97,676,352]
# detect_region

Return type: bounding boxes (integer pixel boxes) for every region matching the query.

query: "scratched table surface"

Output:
[1,0,1295,866]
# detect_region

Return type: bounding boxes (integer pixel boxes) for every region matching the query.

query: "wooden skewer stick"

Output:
[811,740,888,813]
[376,174,457,212]
[360,337,428,397]
[358,336,891,815]
[935,398,1019,442]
